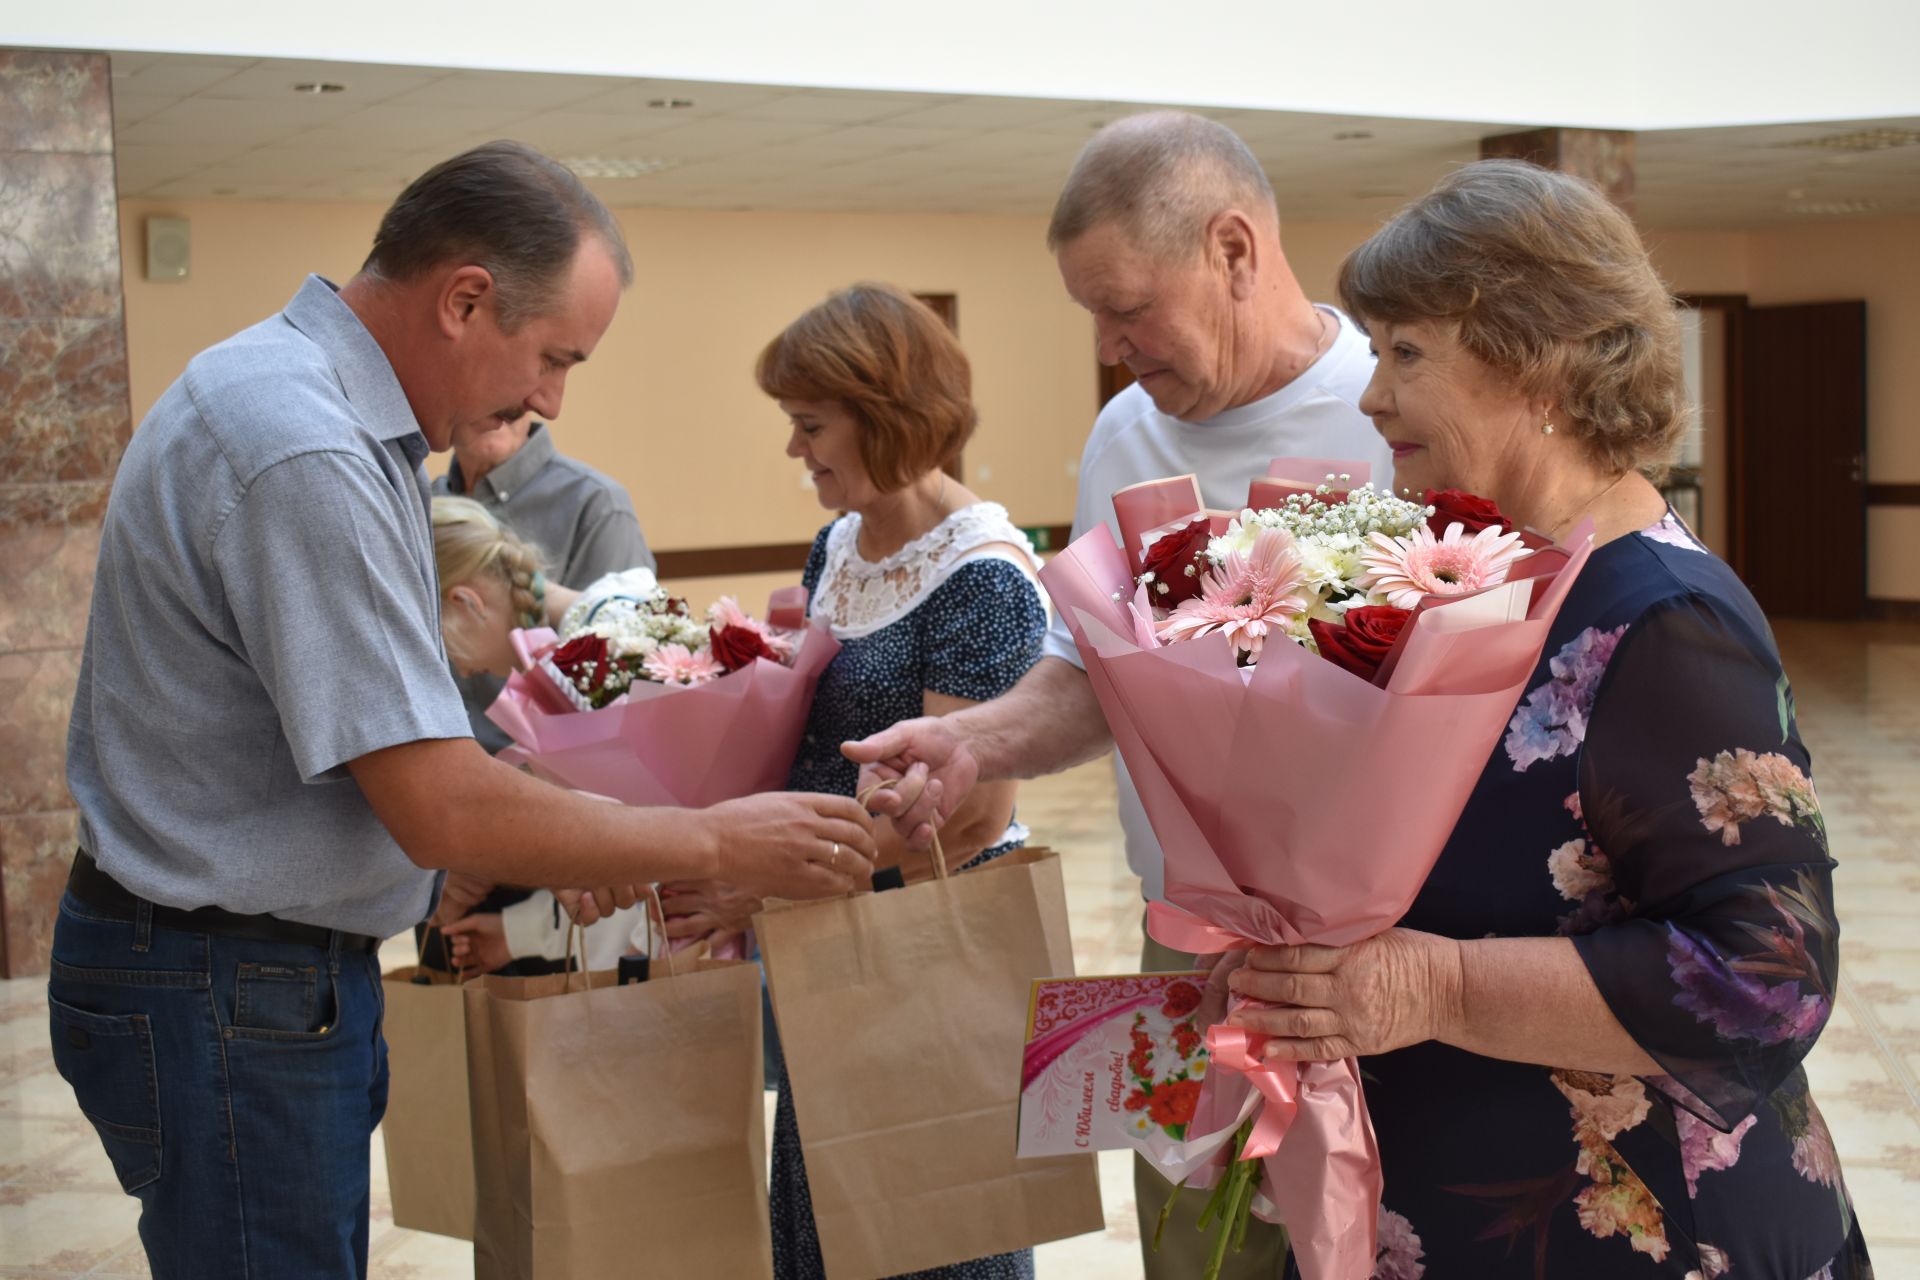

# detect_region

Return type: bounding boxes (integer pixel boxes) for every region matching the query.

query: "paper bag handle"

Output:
[561,919,588,991]
[643,885,680,979]
[857,780,948,882]
[414,914,468,984]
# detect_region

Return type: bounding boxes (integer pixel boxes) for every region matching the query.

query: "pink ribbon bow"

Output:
[1144,901,1383,1280]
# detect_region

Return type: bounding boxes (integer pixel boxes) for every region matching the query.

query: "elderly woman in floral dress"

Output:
[1218,161,1869,1278]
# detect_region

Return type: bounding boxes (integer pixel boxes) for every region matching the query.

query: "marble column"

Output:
[0,50,132,977]
[1481,127,1637,215]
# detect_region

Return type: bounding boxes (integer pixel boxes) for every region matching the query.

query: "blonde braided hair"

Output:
[431,496,548,628]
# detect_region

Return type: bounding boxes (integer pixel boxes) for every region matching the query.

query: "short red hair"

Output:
[755,283,976,493]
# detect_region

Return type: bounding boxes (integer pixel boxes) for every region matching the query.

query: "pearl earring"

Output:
[1542,414,1555,436]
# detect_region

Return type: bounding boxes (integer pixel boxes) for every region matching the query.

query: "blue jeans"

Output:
[47,890,389,1279]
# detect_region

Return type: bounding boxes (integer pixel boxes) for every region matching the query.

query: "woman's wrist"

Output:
[1422,932,1470,1050]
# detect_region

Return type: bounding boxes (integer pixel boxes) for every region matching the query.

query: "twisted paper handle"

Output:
[414,916,468,984]
[856,779,948,882]
[643,884,680,979]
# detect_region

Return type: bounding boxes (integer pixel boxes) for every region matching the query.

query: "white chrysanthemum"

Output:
[1206,515,1263,562]
[1295,538,1362,595]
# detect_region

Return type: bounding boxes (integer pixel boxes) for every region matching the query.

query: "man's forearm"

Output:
[354,739,718,888]
[951,657,1111,783]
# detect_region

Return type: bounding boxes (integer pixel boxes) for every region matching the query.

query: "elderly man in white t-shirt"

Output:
[847,110,1391,1278]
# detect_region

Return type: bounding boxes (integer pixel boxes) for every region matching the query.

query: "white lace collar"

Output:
[811,502,1042,639]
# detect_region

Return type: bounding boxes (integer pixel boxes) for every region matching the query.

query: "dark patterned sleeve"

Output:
[1572,591,1838,1131]
[800,524,832,599]
[920,558,1047,703]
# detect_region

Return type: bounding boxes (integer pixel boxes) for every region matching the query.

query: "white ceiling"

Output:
[106,54,1920,229]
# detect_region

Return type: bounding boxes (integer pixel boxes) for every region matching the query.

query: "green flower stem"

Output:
[1152,1176,1188,1254]
[1195,1158,1234,1233]
[1199,1119,1261,1280]
[1230,1157,1261,1253]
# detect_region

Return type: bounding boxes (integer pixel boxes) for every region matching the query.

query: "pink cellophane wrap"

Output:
[485,585,839,810]
[1039,463,1593,1280]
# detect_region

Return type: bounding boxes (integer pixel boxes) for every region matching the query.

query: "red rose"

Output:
[1138,517,1212,606]
[1308,606,1413,683]
[1423,488,1510,537]
[708,623,778,672]
[1160,980,1203,1019]
[1124,1089,1150,1112]
[551,633,611,690]
[1147,1078,1204,1130]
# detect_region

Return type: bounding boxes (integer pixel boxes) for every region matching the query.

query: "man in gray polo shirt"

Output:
[51,141,875,1279]
[436,411,652,752]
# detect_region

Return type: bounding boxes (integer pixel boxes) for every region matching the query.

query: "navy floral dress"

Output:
[1354,512,1870,1280]
[771,506,1048,1280]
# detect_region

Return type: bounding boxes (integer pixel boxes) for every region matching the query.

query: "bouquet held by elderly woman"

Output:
[1039,459,1593,1280]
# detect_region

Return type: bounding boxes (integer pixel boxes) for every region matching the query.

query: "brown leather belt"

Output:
[67,850,381,953]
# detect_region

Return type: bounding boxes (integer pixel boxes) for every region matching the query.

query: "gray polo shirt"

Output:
[435,422,653,751]
[66,275,473,939]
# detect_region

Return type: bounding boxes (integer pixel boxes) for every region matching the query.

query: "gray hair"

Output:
[1047,111,1278,259]
[361,140,634,329]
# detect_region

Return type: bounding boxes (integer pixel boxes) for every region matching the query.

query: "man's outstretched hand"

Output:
[841,716,979,850]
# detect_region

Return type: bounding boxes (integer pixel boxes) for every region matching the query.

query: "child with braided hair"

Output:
[433,496,564,679]
[429,495,663,972]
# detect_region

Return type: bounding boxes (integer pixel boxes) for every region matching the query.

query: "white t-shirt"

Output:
[1041,306,1394,901]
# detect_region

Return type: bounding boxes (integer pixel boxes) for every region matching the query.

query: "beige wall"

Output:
[118,201,1920,596]
[118,200,1096,546]
[117,200,1389,544]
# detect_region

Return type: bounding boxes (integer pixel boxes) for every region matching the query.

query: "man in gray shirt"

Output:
[52,141,874,1278]
[435,412,652,751]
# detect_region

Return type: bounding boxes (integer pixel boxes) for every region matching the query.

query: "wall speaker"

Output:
[144,216,190,282]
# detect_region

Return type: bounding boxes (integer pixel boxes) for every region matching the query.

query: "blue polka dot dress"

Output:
[771,504,1047,1280]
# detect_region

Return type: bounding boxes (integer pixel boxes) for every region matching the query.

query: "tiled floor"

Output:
[2,619,1916,1277]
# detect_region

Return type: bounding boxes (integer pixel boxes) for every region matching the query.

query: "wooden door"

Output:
[1737,301,1867,617]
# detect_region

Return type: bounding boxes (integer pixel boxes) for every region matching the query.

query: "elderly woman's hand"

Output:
[1226,928,1463,1061]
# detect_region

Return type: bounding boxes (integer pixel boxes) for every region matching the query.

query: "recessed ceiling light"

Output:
[1333,130,1374,142]
[1783,198,1878,216]
[1777,127,1920,152]
[560,155,681,179]
[646,97,696,110]
[292,82,347,95]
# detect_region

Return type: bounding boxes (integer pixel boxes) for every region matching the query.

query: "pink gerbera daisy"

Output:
[1155,527,1308,662]
[1358,521,1530,609]
[642,643,725,686]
